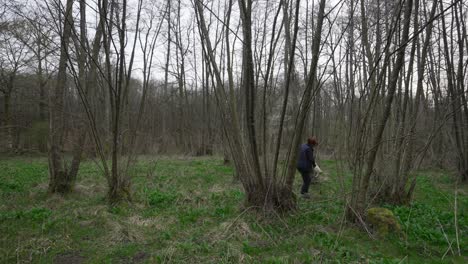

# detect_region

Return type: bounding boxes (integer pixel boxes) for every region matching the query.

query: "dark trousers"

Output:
[298,169,311,194]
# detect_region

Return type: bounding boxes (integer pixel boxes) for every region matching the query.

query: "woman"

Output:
[296,137,318,198]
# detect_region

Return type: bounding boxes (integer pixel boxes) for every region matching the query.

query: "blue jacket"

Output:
[297,143,316,172]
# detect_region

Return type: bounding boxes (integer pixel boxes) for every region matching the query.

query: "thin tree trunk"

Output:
[48,0,74,194]
[238,0,263,187]
[396,0,438,202]
[3,89,13,150]
[285,0,326,189]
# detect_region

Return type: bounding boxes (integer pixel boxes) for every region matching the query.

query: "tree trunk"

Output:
[47,0,75,194]
[285,0,327,190]
[238,0,263,185]
[3,90,13,150]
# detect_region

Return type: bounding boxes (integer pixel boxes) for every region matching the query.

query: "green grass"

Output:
[0,156,466,263]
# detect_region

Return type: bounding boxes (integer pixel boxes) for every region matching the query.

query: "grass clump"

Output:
[148,189,177,208]
[0,207,51,222]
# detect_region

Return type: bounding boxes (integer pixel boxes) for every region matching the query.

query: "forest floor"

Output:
[0,156,467,263]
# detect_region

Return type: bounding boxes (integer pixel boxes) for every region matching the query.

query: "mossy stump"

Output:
[367,207,404,238]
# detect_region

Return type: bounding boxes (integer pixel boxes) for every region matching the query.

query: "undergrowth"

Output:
[0,156,466,263]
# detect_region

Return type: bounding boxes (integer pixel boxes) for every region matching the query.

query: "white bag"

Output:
[314,165,323,174]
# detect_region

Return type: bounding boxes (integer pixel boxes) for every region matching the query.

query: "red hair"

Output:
[307,137,318,146]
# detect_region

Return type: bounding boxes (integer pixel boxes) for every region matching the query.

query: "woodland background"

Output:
[0,0,467,261]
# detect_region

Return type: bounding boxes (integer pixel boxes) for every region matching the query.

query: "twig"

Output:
[271,209,290,230]
[454,185,461,256]
[397,255,407,264]
[16,238,20,264]
[442,242,454,260]
[404,205,413,247]
[333,204,348,250]
[437,217,454,259]
[221,206,256,237]
[347,205,375,240]
[254,219,278,247]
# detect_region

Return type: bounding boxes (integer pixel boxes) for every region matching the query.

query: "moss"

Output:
[367,207,402,238]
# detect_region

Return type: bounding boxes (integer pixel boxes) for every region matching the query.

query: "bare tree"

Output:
[195,0,327,211]
[438,0,468,183]
[0,18,30,151]
[348,0,414,220]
